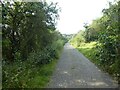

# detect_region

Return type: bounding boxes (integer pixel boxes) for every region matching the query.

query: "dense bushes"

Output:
[27,39,65,66]
[2,1,61,62]
[71,1,120,83]
[96,1,120,82]
[70,30,85,47]
[2,39,64,88]
[2,1,66,88]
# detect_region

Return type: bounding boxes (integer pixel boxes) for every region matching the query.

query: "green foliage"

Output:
[2,1,66,88]
[71,1,120,83]
[2,1,60,62]
[76,42,100,66]
[2,38,64,88]
[2,59,58,88]
[27,39,65,66]
[83,20,101,42]
[70,30,85,47]
[96,1,120,81]
[62,34,74,43]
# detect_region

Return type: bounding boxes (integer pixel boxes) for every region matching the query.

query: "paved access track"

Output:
[48,43,118,88]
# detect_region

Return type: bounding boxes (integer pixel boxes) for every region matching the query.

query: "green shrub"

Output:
[2,39,65,88]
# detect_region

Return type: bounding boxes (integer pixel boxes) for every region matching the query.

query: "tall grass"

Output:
[76,42,100,65]
[3,59,58,88]
[73,41,119,83]
[2,39,65,88]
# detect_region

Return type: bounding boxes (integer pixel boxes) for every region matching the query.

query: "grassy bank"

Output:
[71,41,119,83]
[3,42,64,88]
[3,59,58,88]
[75,42,100,65]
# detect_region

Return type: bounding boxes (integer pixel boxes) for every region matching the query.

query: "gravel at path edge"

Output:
[47,43,118,88]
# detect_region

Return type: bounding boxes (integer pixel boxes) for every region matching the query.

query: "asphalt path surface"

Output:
[48,43,118,88]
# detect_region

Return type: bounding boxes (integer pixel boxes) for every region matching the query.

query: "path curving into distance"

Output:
[47,43,118,88]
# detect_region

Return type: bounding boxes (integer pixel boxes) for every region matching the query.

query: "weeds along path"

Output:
[47,43,118,88]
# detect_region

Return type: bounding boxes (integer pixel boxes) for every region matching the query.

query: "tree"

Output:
[2,1,60,62]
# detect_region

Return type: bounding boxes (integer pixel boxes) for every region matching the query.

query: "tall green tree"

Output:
[2,1,60,62]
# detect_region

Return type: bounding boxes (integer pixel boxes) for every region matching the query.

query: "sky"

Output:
[48,0,115,34]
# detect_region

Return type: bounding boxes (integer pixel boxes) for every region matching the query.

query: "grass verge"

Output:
[73,41,119,83]
[3,46,64,88]
[75,42,100,65]
[3,59,58,88]
[26,59,58,88]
